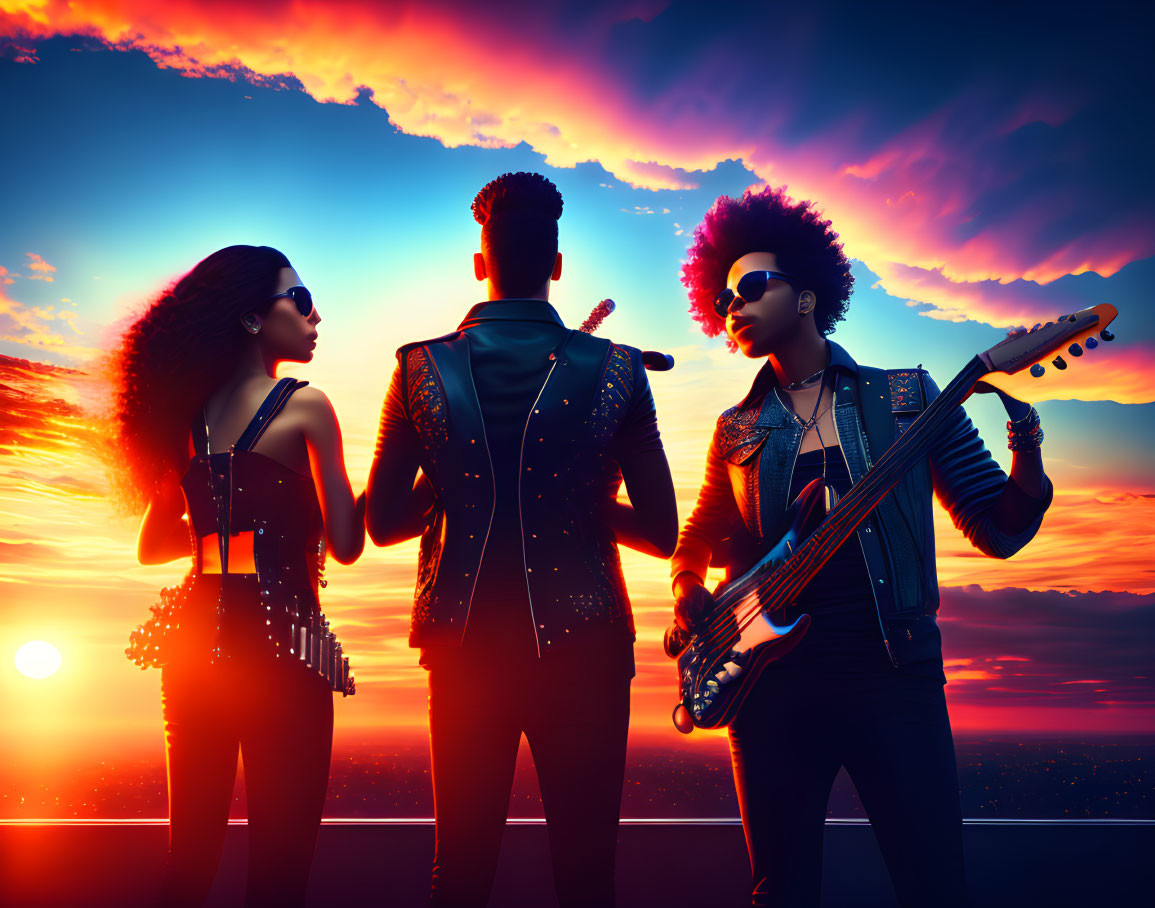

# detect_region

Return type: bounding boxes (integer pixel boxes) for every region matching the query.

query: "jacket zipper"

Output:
[455,354,497,644]
[518,358,559,659]
[830,398,899,668]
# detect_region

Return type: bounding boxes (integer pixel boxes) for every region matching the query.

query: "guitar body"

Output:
[666,303,1118,734]
[672,479,827,731]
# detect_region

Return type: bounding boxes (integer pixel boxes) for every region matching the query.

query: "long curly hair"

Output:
[682,185,854,341]
[108,245,290,511]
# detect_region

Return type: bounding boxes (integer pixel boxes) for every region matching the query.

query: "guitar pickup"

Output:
[715,661,743,683]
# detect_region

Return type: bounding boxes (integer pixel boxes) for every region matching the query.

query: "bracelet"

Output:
[1008,430,1043,452]
[1008,419,1043,453]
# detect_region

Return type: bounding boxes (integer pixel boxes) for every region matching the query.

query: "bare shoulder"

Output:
[287,384,334,412]
[282,385,341,439]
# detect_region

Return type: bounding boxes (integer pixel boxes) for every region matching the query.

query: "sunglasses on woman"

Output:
[266,285,315,318]
[714,270,797,318]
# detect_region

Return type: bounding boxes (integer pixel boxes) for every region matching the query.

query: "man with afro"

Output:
[367,171,677,906]
[672,185,1052,907]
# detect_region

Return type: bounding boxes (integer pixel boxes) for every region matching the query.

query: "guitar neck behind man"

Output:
[366,171,677,907]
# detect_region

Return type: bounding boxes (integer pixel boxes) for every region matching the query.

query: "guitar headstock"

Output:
[979,303,1119,376]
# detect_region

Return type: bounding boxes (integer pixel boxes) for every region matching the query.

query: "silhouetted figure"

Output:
[367,172,677,906]
[115,246,364,906]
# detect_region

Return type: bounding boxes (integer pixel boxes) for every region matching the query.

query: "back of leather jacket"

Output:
[369,300,675,656]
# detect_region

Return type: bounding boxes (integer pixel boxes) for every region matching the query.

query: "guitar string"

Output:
[691,373,829,648]
[687,360,982,666]
[690,320,1103,707]
[712,394,959,644]
[695,378,968,657]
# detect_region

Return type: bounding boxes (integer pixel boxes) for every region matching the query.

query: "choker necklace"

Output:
[781,344,831,391]
[782,366,825,391]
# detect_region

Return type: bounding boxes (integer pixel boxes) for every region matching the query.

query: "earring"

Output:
[243,319,261,334]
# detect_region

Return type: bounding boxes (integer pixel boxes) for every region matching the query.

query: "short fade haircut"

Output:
[472,172,564,298]
[681,185,854,340]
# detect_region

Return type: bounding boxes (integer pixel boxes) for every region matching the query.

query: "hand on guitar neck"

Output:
[665,303,1117,732]
[965,382,1050,538]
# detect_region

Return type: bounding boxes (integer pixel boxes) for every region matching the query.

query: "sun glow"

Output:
[14,641,62,680]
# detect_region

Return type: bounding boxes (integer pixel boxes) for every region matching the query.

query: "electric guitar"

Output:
[665,303,1119,733]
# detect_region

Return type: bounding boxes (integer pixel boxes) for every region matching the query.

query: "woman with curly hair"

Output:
[672,186,1051,907]
[112,245,364,906]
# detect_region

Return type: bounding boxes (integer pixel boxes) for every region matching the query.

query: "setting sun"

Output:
[14,641,62,680]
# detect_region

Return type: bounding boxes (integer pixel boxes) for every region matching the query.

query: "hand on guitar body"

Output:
[667,303,1118,733]
[665,572,716,658]
[674,572,716,631]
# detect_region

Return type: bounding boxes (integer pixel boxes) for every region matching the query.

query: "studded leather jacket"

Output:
[672,341,1052,667]
[370,300,672,656]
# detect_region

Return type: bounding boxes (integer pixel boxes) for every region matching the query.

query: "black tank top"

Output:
[177,379,353,692]
[777,445,941,679]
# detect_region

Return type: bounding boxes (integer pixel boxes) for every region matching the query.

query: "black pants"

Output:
[728,662,968,908]
[158,655,333,907]
[425,643,632,907]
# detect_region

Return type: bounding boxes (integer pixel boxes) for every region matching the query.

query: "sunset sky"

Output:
[1,1,1153,812]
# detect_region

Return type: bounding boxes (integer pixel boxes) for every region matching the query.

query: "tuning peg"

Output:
[1085,336,1099,350]
[1068,343,1083,357]
[1030,363,1045,378]
[1100,329,1115,342]
[1031,323,1042,332]
[1052,356,1067,370]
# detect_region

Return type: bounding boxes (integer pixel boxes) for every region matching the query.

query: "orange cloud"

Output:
[0,285,99,361]
[3,0,1150,318]
[983,344,1155,405]
[935,487,1155,595]
[937,586,1155,724]
[24,252,56,282]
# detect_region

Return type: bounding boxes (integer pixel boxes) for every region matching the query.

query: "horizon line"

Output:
[3,818,1152,827]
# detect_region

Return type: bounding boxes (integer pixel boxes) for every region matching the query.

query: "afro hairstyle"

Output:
[681,185,854,340]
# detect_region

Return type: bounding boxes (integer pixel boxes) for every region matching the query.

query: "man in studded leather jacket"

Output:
[672,186,1051,908]
[367,172,677,907]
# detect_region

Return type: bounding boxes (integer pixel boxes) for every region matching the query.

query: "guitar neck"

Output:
[746,356,989,607]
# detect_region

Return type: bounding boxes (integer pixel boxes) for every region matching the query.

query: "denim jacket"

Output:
[672,341,1051,666]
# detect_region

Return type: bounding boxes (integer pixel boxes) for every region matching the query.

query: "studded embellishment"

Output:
[715,405,768,463]
[412,509,444,633]
[407,347,449,459]
[588,345,633,442]
[887,369,925,439]
[887,370,924,413]
[746,463,762,539]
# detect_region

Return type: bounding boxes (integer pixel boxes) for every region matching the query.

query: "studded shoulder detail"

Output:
[406,346,449,460]
[715,404,768,463]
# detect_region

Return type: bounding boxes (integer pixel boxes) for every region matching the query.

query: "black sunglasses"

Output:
[266,285,315,318]
[714,270,797,318]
